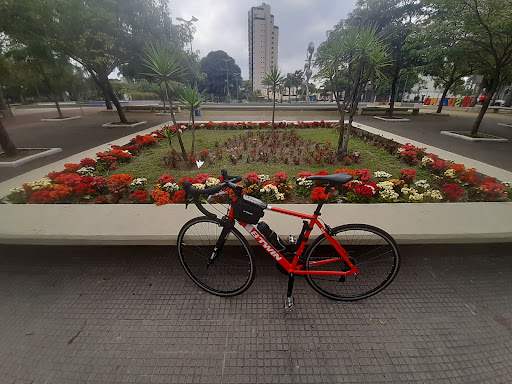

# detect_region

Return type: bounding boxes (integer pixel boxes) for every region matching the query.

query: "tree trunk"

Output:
[387,68,400,117]
[436,79,456,114]
[54,98,64,118]
[190,109,196,158]
[470,75,500,136]
[0,118,17,157]
[271,89,276,129]
[166,84,188,162]
[332,75,347,161]
[0,89,13,119]
[162,85,167,113]
[102,77,129,124]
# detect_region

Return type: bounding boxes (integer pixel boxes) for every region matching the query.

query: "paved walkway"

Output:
[0,243,511,384]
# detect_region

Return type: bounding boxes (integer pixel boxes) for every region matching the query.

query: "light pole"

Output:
[176,16,198,52]
[221,58,233,101]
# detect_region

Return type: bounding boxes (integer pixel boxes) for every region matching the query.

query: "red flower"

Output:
[400,169,417,183]
[273,172,288,182]
[244,172,260,184]
[315,170,330,175]
[158,174,176,184]
[172,190,187,203]
[310,187,330,201]
[130,190,148,203]
[80,158,96,167]
[355,169,372,182]
[442,183,464,201]
[178,177,194,185]
[192,173,213,184]
[297,171,314,179]
[29,190,54,204]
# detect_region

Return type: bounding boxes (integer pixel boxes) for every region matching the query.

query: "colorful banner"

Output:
[423,97,472,107]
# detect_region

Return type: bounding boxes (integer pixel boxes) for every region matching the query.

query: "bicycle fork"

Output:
[208,222,234,267]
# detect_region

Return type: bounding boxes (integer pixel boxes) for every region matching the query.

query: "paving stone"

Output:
[0,243,511,383]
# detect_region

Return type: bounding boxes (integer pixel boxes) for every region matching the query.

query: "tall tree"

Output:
[431,0,512,135]
[262,67,285,130]
[0,0,182,124]
[346,0,424,116]
[199,51,241,99]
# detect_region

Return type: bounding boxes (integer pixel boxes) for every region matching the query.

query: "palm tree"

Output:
[142,43,188,161]
[177,85,204,157]
[262,66,285,129]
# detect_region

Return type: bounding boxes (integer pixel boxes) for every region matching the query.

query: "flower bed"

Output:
[4,123,511,205]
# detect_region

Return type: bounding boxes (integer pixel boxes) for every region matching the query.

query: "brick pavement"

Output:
[0,243,511,383]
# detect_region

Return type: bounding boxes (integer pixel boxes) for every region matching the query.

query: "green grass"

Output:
[110,128,429,183]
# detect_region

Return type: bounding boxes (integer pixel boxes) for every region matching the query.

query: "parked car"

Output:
[492,100,505,106]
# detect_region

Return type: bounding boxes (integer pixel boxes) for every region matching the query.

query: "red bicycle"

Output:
[179,170,400,310]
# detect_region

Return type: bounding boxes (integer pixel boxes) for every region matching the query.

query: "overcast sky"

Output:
[168,0,357,80]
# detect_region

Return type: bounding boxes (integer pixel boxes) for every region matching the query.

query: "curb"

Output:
[1,203,511,245]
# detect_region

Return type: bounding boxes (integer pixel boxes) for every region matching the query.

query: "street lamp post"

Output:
[176,16,198,52]
[221,58,233,101]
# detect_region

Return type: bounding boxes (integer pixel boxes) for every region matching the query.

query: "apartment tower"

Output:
[248,3,279,92]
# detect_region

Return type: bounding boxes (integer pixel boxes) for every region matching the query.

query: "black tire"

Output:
[177,216,255,297]
[304,224,400,301]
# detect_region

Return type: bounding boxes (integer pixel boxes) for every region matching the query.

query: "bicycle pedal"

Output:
[284,296,294,311]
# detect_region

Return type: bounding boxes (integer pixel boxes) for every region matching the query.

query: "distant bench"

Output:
[356,106,420,116]
[122,104,181,113]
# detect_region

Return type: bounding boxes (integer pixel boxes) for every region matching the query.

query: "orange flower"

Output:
[49,185,73,200]
[335,169,357,177]
[449,163,466,173]
[64,163,81,173]
[110,149,132,160]
[107,174,133,186]
[150,190,171,205]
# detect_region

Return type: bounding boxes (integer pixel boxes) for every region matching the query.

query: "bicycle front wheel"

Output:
[305,224,400,301]
[178,216,255,297]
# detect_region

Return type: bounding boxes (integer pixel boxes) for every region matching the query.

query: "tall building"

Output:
[248,3,279,92]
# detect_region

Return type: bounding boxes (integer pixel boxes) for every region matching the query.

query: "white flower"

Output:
[503,181,511,187]
[374,171,392,179]
[205,177,221,187]
[258,174,270,183]
[10,187,26,194]
[422,156,434,166]
[414,179,430,190]
[131,178,148,187]
[379,189,399,202]
[377,181,395,190]
[77,167,95,176]
[444,169,457,179]
[297,178,313,187]
[163,182,179,193]
[26,177,53,191]
[397,148,405,154]
[424,189,443,201]
[192,183,205,189]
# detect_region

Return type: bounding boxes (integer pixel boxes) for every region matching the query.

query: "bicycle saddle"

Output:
[306,173,353,186]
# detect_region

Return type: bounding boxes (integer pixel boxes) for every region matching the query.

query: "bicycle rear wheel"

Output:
[305,224,400,301]
[178,216,255,297]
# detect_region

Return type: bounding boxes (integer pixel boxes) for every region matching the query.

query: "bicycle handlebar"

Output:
[183,169,242,219]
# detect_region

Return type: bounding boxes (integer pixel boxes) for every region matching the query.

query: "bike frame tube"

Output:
[237,205,359,276]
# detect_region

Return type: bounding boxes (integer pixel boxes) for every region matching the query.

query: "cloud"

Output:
[168,0,357,79]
